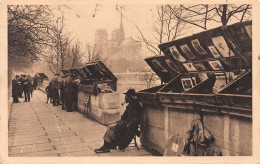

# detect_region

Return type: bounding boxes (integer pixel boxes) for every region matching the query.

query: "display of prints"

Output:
[192,77,197,86]
[183,62,197,72]
[213,75,226,93]
[208,45,222,58]
[211,36,235,57]
[180,44,196,59]
[151,59,168,72]
[245,25,252,38]
[198,73,208,82]
[208,60,224,71]
[169,45,186,62]
[193,62,206,71]
[84,67,92,76]
[165,59,178,72]
[181,78,194,91]
[191,39,207,55]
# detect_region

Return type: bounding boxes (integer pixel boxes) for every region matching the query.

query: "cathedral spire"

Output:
[118,14,125,42]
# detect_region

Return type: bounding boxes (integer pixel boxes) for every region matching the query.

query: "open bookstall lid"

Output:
[145,21,252,84]
[37,73,48,79]
[61,61,117,82]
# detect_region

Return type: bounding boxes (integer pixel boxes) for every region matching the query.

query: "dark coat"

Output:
[45,85,53,97]
[114,99,142,150]
[33,76,38,85]
[65,80,74,104]
[22,79,31,92]
[59,81,66,100]
[12,79,20,98]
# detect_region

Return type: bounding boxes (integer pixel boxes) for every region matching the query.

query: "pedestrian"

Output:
[22,75,32,102]
[65,75,74,112]
[18,75,23,98]
[27,75,33,97]
[60,76,66,110]
[72,78,80,111]
[52,73,60,106]
[33,74,38,90]
[45,82,53,104]
[94,89,142,153]
[12,75,20,103]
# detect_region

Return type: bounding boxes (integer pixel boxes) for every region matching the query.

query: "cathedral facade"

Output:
[94,16,148,73]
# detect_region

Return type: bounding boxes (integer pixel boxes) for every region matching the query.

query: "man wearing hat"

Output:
[52,73,60,106]
[12,75,20,103]
[65,75,74,112]
[22,75,32,102]
[59,75,67,110]
[94,89,142,153]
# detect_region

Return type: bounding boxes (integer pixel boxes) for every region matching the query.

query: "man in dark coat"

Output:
[18,76,23,98]
[65,76,74,112]
[12,75,20,103]
[60,76,66,110]
[45,82,53,103]
[52,74,60,106]
[27,75,33,97]
[94,89,142,153]
[72,79,80,111]
[33,75,38,90]
[22,75,32,102]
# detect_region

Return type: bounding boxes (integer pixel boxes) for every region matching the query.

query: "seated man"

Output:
[94,89,142,153]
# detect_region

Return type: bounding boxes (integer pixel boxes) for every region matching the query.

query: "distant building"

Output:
[95,15,147,73]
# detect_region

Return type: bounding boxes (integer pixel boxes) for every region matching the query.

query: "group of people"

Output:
[12,74,39,103]
[45,73,79,112]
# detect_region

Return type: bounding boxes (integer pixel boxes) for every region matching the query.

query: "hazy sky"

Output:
[58,3,249,58]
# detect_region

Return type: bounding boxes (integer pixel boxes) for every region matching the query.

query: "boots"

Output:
[94,140,110,153]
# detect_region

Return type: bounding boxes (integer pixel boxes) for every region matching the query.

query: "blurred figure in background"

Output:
[60,75,67,110]
[52,73,60,106]
[65,75,74,112]
[18,75,23,98]
[12,75,20,103]
[45,82,53,104]
[72,78,80,111]
[22,75,32,102]
[33,74,38,90]
[27,75,34,97]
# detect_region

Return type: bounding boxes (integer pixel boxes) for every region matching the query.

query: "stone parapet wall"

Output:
[140,104,252,156]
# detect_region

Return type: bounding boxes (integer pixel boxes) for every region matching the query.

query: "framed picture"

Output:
[165,59,179,72]
[181,78,194,91]
[211,36,235,57]
[169,45,186,62]
[193,62,206,71]
[151,59,168,72]
[180,44,196,59]
[192,77,197,86]
[213,74,227,93]
[208,45,222,58]
[183,62,197,72]
[191,39,207,55]
[208,60,224,71]
[198,73,208,82]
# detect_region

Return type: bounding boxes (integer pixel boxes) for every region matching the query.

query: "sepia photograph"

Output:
[1,1,259,163]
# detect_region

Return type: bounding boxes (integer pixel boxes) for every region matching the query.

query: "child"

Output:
[45,82,53,103]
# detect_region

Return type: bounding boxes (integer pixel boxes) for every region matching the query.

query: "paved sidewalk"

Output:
[8,90,151,157]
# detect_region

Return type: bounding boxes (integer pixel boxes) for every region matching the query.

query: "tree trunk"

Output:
[221,5,228,26]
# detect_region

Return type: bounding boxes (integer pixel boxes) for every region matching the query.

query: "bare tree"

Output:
[143,71,157,88]
[46,14,75,74]
[85,43,107,63]
[70,40,85,68]
[167,4,252,30]
[136,5,186,56]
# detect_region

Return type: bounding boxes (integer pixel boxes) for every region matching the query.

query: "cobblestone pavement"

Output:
[8,90,151,157]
